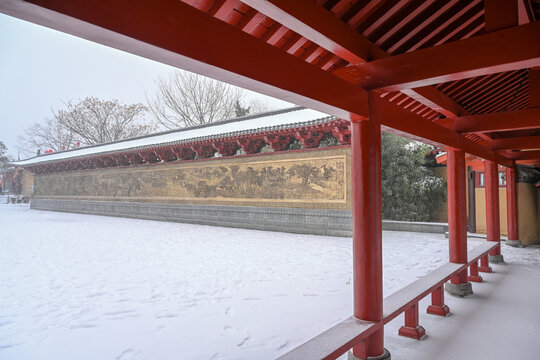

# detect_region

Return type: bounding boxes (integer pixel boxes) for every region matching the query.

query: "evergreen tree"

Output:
[0,141,9,170]
[234,100,251,117]
[381,133,446,222]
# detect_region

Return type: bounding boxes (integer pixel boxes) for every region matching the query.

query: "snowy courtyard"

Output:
[1,205,539,360]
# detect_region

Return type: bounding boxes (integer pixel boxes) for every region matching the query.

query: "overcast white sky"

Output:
[0,14,293,159]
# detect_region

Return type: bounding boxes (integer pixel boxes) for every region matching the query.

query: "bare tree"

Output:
[17,118,79,157]
[55,97,154,144]
[246,98,270,114]
[146,71,245,129]
[18,97,155,157]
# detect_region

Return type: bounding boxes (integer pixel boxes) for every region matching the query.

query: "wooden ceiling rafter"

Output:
[1,0,539,163]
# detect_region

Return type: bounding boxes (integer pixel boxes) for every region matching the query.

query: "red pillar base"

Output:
[398,325,426,340]
[427,304,450,317]
[478,266,492,273]
[427,286,450,316]
[468,275,483,282]
[348,349,391,360]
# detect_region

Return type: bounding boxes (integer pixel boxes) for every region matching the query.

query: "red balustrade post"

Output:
[505,166,520,247]
[468,260,483,282]
[399,303,426,340]
[427,285,450,316]
[349,93,389,360]
[445,148,472,296]
[485,160,504,264]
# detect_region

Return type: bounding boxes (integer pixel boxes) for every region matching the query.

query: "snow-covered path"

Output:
[0,205,539,360]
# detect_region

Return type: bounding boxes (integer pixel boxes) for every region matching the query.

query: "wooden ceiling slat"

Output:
[362,0,411,39]
[369,0,431,46]
[529,67,540,107]
[459,71,523,107]
[470,75,527,112]
[404,0,483,52]
[450,72,514,102]
[386,0,464,54]
[345,0,387,29]
[432,12,485,46]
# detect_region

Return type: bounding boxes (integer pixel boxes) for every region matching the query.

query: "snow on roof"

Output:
[14,107,333,166]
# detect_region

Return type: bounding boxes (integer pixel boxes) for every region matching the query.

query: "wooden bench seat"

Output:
[277,241,499,360]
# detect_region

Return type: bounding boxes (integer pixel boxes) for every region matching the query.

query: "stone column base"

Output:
[445,282,473,297]
[505,239,521,247]
[348,348,391,360]
[488,254,504,263]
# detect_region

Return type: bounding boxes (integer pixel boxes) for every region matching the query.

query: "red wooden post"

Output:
[349,93,389,360]
[505,166,520,247]
[468,260,483,282]
[427,285,450,316]
[485,160,504,263]
[399,303,426,340]
[445,148,472,296]
[479,254,492,273]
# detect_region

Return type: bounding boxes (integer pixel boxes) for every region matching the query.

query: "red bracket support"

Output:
[191,143,217,158]
[156,148,177,162]
[237,137,267,154]
[296,130,324,148]
[398,302,426,340]
[426,285,450,317]
[212,140,239,156]
[173,146,196,160]
[264,133,293,151]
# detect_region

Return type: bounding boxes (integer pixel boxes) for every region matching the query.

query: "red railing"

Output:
[278,241,499,360]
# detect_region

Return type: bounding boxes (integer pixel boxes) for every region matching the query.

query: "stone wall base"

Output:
[31,199,448,237]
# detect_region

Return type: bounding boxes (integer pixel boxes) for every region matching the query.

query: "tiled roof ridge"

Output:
[15,107,341,167]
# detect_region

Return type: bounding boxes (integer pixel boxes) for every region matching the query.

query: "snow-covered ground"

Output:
[1,205,539,360]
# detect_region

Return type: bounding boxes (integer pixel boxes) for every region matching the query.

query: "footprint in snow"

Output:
[116,348,139,360]
[237,336,251,347]
[277,341,289,350]
[222,325,235,335]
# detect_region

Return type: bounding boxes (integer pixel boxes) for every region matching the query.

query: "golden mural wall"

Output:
[34,147,350,209]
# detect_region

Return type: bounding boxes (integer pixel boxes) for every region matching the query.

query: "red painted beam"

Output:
[489,135,540,150]
[437,108,540,133]
[242,0,381,64]
[244,0,469,118]
[371,95,514,168]
[530,67,540,107]
[502,150,540,161]
[484,0,518,32]
[334,21,540,92]
[0,0,369,121]
[0,0,513,167]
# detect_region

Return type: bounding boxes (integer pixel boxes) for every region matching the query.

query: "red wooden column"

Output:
[505,166,521,247]
[349,93,389,360]
[485,160,504,265]
[445,148,472,296]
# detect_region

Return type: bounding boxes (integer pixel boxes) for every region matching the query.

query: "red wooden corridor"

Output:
[1,0,539,359]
